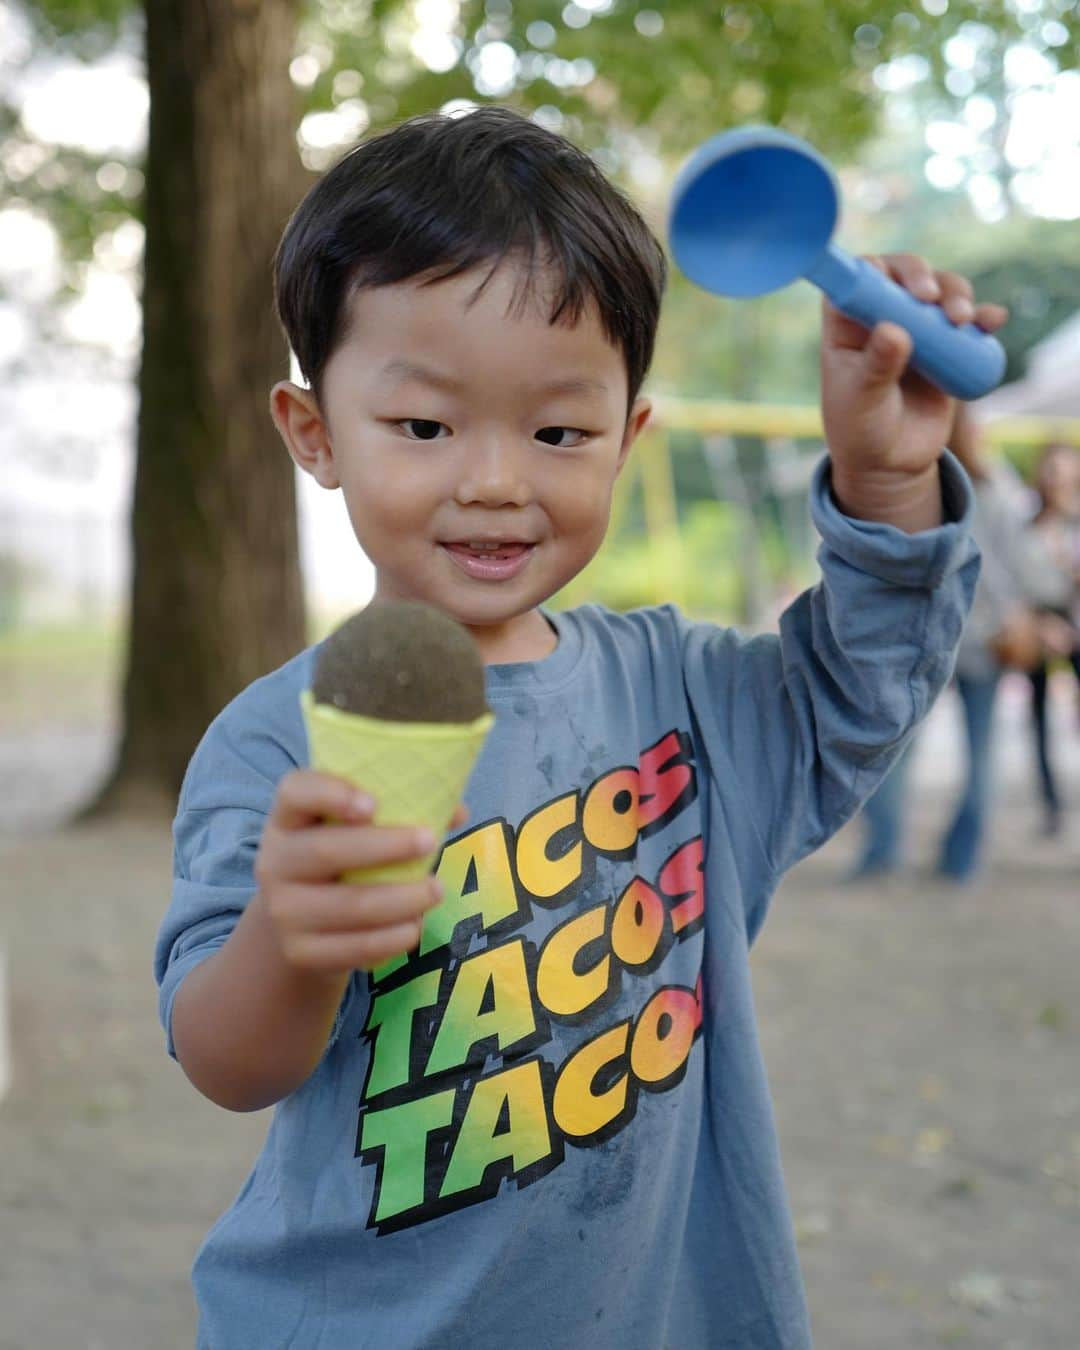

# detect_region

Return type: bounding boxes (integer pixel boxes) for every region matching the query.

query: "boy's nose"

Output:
[454,440,533,508]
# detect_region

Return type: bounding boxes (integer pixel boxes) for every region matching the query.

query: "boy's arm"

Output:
[683,450,977,920]
[680,256,1004,930]
[157,706,448,1112]
[165,770,443,1112]
[169,889,351,1112]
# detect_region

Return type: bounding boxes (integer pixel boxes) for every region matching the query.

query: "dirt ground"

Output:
[1,677,1078,1350]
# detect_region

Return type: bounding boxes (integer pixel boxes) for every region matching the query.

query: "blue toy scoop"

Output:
[669,126,1005,401]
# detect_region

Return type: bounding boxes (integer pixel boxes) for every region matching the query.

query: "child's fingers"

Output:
[286,920,425,975]
[822,254,919,353]
[270,769,375,831]
[883,253,977,325]
[271,821,437,883]
[821,295,875,352]
[932,269,975,326]
[861,321,913,389]
[880,257,1005,332]
[826,255,1005,353]
[879,251,941,302]
[282,875,444,933]
[973,301,1009,333]
[871,253,979,325]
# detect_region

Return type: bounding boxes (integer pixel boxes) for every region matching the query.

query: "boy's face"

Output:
[272,263,651,663]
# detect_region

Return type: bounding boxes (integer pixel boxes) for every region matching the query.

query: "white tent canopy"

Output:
[978,310,1080,420]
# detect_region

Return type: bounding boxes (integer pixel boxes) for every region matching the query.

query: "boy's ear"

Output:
[269,381,340,489]
[616,397,653,476]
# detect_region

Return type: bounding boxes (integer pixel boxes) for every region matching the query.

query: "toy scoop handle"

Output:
[807,245,1005,400]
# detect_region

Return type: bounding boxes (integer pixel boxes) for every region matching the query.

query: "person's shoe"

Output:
[933,858,983,886]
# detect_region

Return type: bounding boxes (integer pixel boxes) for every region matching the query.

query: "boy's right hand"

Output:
[253,769,455,976]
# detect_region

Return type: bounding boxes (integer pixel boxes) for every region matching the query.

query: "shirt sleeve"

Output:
[153,673,357,1062]
[681,450,979,930]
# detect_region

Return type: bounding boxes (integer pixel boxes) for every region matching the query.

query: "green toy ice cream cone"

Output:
[300,690,493,884]
[300,600,494,886]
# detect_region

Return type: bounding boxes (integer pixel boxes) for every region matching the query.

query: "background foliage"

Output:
[5,0,1080,628]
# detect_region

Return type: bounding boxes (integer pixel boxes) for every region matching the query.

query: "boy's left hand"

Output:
[821,253,1008,531]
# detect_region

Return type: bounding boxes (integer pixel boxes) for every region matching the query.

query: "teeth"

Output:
[469,541,504,550]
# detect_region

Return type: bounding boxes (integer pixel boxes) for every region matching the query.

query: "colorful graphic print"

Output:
[356,729,706,1234]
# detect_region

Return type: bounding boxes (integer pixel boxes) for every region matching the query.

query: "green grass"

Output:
[0,619,121,662]
[0,619,123,726]
[1,613,348,728]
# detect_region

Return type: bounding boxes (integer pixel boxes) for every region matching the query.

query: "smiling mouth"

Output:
[444,541,532,560]
[440,541,535,580]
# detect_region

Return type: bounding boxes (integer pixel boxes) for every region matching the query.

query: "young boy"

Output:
[156,107,1004,1348]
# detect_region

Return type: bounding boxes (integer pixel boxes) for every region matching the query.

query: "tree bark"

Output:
[90,0,307,816]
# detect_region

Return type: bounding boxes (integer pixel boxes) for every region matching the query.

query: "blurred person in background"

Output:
[1026,442,1080,836]
[851,404,1072,883]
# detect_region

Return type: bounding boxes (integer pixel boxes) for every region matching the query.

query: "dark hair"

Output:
[274,106,667,410]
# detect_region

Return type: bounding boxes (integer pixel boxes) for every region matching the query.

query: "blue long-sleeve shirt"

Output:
[155,454,977,1349]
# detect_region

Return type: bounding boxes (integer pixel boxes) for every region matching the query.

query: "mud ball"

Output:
[311,600,489,724]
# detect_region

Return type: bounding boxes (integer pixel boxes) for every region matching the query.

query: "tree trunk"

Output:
[89,0,307,816]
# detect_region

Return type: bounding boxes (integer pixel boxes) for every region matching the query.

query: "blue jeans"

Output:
[856,671,1001,881]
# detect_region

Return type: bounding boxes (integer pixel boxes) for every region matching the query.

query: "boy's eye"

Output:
[536,426,587,448]
[400,418,449,440]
